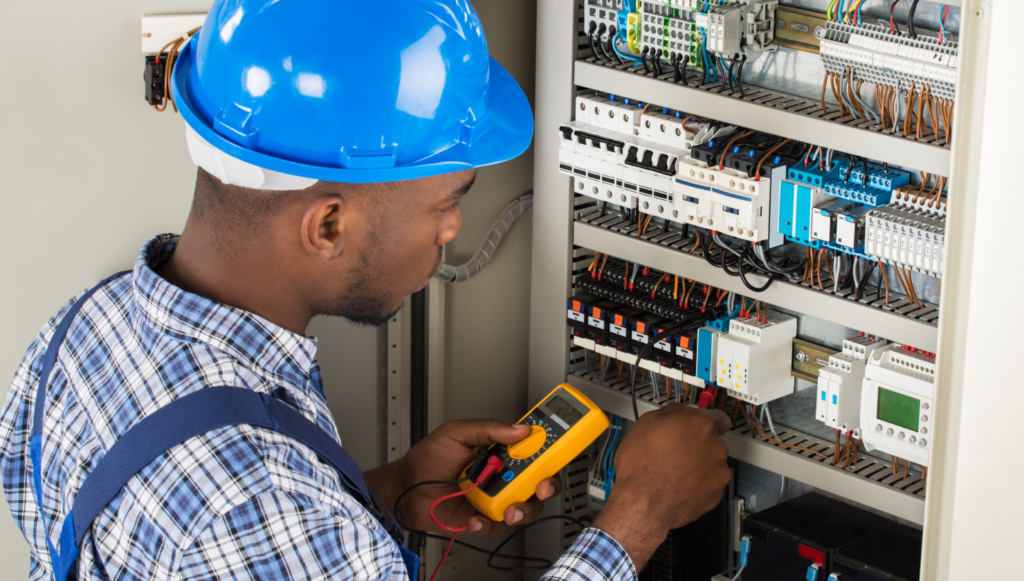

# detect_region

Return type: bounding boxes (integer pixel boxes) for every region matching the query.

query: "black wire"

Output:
[640,47,651,74]
[736,55,747,98]
[587,22,599,60]
[671,53,682,83]
[738,247,778,293]
[393,476,561,571]
[725,55,738,94]
[855,260,877,301]
[907,0,921,39]
[630,325,683,420]
[487,516,587,571]
[606,27,624,64]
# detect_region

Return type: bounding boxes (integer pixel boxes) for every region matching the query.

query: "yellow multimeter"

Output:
[460,384,610,521]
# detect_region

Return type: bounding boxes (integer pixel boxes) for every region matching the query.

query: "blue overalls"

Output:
[29,272,420,580]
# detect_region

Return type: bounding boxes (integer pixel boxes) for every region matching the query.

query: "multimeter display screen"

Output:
[546,396,583,427]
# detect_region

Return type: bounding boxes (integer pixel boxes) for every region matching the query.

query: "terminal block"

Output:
[816,336,887,434]
[695,0,778,59]
[865,205,945,276]
[716,312,797,405]
[840,163,911,193]
[860,345,936,467]
[640,1,695,63]
[820,20,958,102]
[585,0,624,52]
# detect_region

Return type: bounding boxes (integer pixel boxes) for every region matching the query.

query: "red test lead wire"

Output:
[427,455,504,581]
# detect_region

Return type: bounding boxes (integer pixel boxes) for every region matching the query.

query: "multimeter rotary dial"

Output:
[498,419,555,468]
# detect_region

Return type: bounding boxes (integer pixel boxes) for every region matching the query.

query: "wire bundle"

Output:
[435,193,533,283]
[152,27,202,113]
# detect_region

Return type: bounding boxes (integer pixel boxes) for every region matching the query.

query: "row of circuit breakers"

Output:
[568,277,936,467]
[560,94,947,277]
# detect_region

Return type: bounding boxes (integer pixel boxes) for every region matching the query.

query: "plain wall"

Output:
[0,1,386,575]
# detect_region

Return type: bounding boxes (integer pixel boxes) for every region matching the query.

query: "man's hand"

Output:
[592,404,731,569]
[365,419,562,536]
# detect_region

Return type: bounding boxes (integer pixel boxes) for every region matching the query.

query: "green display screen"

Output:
[545,396,584,427]
[877,388,920,432]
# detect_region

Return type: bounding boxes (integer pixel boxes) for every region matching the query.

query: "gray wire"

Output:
[891,78,902,135]
[435,192,533,283]
[713,233,743,258]
[764,403,781,441]
[848,69,881,123]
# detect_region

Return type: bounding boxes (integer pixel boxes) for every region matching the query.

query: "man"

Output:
[1,1,731,579]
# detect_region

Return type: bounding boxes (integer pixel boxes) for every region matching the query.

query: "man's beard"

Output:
[316,245,442,328]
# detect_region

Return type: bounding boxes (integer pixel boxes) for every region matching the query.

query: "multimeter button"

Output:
[508,425,546,460]
[503,471,514,482]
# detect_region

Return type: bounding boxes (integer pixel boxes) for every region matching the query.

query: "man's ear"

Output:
[301,195,348,260]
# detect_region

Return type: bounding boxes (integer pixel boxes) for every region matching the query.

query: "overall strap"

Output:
[67,388,376,545]
[29,271,131,581]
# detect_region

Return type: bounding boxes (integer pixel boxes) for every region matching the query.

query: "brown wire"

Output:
[739,405,829,460]
[913,173,932,204]
[846,68,864,119]
[824,251,835,289]
[832,430,841,465]
[930,176,946,207]
[680,115,708,135]
[921,84,929,139]
[701,286,713,310]
[879,261,890,304]
[719,131,757,168]
[904,82,917,137]
[755,138,791,178]
[893,266,912,306]
[690,231,701,253]
[830,72,846,116]
[599,254,610,278]
[821,72,832,116]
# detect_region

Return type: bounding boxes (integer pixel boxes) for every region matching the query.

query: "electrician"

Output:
[0,1,731,579]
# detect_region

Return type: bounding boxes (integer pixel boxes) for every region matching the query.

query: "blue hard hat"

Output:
[171,0,533,184]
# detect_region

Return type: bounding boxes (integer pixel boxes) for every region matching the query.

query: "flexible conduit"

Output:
[434,192,533,283]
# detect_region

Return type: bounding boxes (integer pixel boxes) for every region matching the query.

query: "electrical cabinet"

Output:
[524,1,1017,580]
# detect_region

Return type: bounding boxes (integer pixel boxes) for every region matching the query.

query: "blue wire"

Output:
[858,0,866,26]
[939,5,947,43]
[837,0,845,22]
[613,31,642,64]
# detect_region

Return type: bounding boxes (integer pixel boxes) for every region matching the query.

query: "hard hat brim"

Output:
[172,37,534,185]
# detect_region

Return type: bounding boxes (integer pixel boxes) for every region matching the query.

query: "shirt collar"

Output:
[132,234,320,392]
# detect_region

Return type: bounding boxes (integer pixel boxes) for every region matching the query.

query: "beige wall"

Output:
[0,1,386,575]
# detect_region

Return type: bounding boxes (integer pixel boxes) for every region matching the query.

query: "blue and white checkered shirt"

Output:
[1,235,635,580]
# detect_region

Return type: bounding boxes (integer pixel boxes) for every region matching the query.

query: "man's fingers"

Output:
[446,419,531,447]
[503,496,544,526]
[467,515,508,537]
[700,409,732,434]
[534,476,561,501]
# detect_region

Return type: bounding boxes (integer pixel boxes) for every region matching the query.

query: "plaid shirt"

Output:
[1,234,635,580]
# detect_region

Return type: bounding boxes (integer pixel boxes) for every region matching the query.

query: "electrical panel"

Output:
[535,0,962,577]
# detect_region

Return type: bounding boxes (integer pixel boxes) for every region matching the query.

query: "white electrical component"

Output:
[860,345,936,467]
[575,95,595,126]
[717,312,797,405]
[673,157,716,229]
[141,14,207,53]
[865,205,945,277]
[673,159,771,241]
[816,336,888,435]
